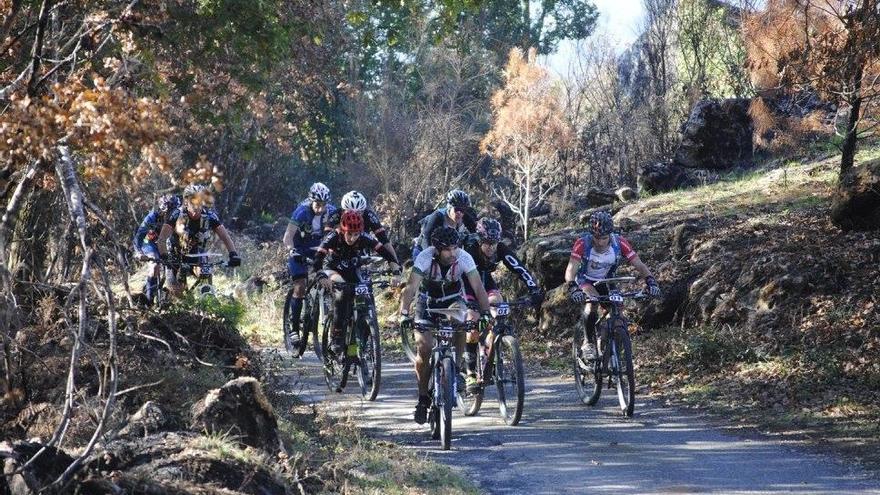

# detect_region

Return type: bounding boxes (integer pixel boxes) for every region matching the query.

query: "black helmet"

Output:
[589,211,614,236]
[445,189,471,209]
[476,217,502,243]
[156,194,180,214]
[431,226,460,249]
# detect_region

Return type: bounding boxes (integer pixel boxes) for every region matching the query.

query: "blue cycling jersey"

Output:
[289,199,337,251]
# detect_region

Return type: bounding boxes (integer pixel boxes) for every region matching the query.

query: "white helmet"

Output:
[341,190,367,211]
[309,182,330,202]
[183,184,207,199]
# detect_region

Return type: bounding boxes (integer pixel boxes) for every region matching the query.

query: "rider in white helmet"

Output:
[326,190,399,263]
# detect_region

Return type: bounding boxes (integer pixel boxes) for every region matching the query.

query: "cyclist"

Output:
[282,182,336,349]
[156,185,241,296]
[563,211,661,360]
[311,210,400,357]
[411,189,477,259]
[327,190,399,262]
[132,193,180,305]
[399,226,492,425]
[460,217,544,393]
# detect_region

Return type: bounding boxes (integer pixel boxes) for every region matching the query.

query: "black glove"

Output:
[529,288,544,307]
[400,314,413,331]
[645,276,661,297]
[567,281,587,303]
[227,251,242,268]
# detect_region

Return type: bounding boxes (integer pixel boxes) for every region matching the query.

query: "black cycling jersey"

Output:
[312,231,396,280]
[460,234,538,290]
[415,206,477,250]
[326,208,389,244]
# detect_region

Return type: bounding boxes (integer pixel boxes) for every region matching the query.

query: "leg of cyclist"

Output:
[462,276,500,393]
[579,280,608,360]
[141,242,161,304]
[325,270,352,358]
[413,295,434,424]
[286,254,309,347]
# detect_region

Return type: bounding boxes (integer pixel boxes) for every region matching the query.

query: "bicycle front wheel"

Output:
[320,306,342,392]
[439,357,455,450]
[495,335,525,426]
[282,287,299,355]
[357,315,382,401]
[573,317,602,406]
[611,319,636,417]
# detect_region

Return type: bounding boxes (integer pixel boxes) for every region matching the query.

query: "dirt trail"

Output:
[290,356,880,494]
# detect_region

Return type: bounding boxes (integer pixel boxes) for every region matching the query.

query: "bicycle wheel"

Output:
[320,306,342,392]
[573,317,602,406]
[400,322,418,363]
[439,357,455,450]
[356,314,382,401]
[282,287,298,354]
[611,319,636,417]
[495,335,525,426]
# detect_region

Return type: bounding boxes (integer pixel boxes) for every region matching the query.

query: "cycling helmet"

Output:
[589,211,614,236]
[183,184,207,200]
[156,194,180,214]
[476,217,502,243]
[309,182,331,202]
[445,189,471,209]
[431,226,460,249]
[340,210,364,233]
[341,190,367,211]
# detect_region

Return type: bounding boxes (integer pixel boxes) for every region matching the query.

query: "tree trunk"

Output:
[8,187,55,283]
[840,72,863,177]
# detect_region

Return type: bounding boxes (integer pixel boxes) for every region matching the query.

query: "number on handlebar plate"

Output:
[609,293,624,303]
[355,284,369,296]
[496,304,510,316]
[438,327,454,339]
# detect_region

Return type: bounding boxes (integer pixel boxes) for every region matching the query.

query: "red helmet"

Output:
[340,210,364,233]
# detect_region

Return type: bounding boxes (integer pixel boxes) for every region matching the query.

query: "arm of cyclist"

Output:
[156,223,174,259]
[563,255,600,303]
[213,224,241,267]
[498,242,543,305]
[628,254,660,296]
[398,269,423,328]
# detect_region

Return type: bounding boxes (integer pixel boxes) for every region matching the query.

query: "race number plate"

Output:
[609,293,624,303]
[355,284,369,296]
[438,327,454,339]
[496,304,510,316]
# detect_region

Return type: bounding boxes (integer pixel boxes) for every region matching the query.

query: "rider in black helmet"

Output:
[411,189,477,259]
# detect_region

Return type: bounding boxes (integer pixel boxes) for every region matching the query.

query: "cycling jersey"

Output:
[413,207,477,252]
[460,234,539,291]
[290,199,337,252]
[132,210,167,253]
[412,247,478,301]
[326,208,388,244]
[165,206,223,254]
[570,233,637,283]
[312,231,396,279]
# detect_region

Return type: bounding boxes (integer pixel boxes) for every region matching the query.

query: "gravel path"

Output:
[290,355,880,494]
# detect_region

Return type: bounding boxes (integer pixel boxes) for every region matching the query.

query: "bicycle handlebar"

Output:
[466,296,533,310]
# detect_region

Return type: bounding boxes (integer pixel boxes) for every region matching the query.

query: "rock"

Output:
[537,285,582,338]
[831,158,880,231]
[615,187,638,202]
[190,377,281,453]
[675,98,754,170]
[585,188,618,207]
[638,161,694,194]
[1,441,74,495]
[520,230,583,290]
[119,401,166,438]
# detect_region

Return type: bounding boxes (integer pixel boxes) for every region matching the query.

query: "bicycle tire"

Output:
[440,357,455,450]
[320,305,342,393]
[496,335,525,426]
[282,287,297,354]
[311,288,328,360]
[400,323,418,363]
[612,319,636,417]
[356,315,382,401]
[573,316,602,406]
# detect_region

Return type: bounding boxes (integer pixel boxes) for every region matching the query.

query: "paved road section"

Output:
[290,356,880,495]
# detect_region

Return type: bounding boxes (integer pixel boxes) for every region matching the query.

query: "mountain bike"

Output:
[282,254,325,359]
[460,297,531,426]
[157,252,228,304]
[414,308,476,450]
[400,304,419,363]
[572,276,648,417]
[320,256,395,401]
